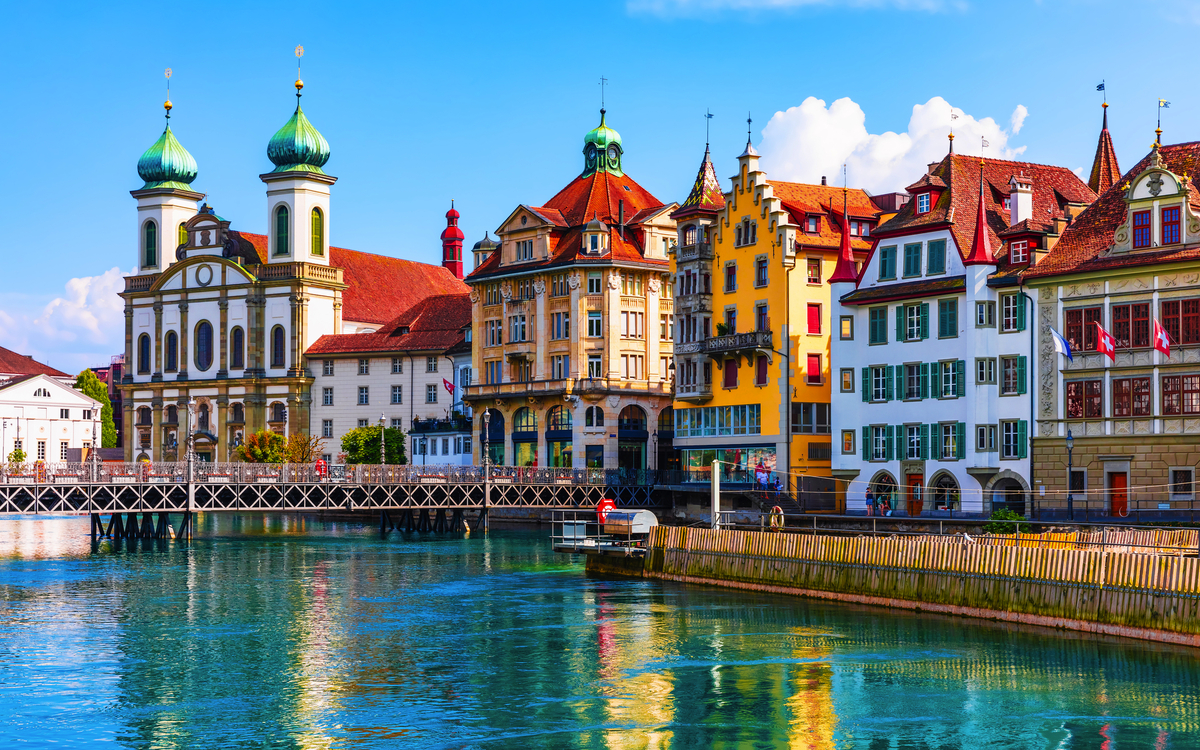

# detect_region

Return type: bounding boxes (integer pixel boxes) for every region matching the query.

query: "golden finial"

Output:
[164,68,173,117]
[294,45,304,96]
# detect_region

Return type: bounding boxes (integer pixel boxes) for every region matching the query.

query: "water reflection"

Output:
[0,515,1197,748]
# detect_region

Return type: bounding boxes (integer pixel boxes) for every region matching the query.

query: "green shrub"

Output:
[983,507,1031,535]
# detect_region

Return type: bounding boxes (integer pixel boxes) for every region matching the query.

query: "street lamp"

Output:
[379,412,386,472]
[482,409,491,472]
[90,407,99,482]
[419,437,427,467]
[1065,429,1075,520]
[651,429,658,471]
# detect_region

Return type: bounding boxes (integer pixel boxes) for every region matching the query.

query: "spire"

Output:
[678,144,726,213]
[440,200,465,280]
[739,112,758,158]
[1088,102,1121,195]
[963,159,995,266]
[829,185,858,284]
[948,131,955,154]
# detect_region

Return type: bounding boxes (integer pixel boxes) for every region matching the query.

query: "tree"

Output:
[340,425,407,464]
[282,433,325,463]
[234,430,285,463]
[74,369,117,448]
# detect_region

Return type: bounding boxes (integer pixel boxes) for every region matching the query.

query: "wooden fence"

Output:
[916,529,1200,555]
[642,527,1200,643]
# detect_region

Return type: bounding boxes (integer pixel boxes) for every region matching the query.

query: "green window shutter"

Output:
[1015,296,1026,331]
[955,360,966,397]
[885,366,894,401]
[920,363,930,400]
[862,367,870,402]
[956,422,966,459]
[920,423,929,460]
[920,303,929,340]
[885,425,895,461]
[862,426,870,461]
[896,306,905,342]
[1018,420,1028,459]
[929,423,940,460]
[1017,356,1027,395]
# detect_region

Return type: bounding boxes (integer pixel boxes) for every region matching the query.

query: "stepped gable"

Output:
[237,232,468,325]
[1025,142,1200,280]
[876,154,1096,266]
[770,181,879,252]
[0,346,66,378]
[306,293,471,355]
[1088,104,1122,195]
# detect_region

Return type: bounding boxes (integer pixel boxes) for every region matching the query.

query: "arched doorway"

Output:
[481,409,504,465]
[617,405,648,470]
[991,476,1027,516]
[929,472,960,512]
[545,406,572,468]
[512,407,538,467]
[869,472,898,513]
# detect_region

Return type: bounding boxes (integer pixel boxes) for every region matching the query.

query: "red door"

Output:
[907,474,923,516]
[1109,472,1128,517]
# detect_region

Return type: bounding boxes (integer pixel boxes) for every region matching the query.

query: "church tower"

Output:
[440,201,465,279]
[1088,102,1121,195]
[131,100,201,275]
[261,78,335,265]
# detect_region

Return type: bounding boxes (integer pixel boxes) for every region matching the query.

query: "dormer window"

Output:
[1163,207,1181,245]
[916,194,930,213]
[1133,210,1151,249]
[590,235,599,252]
[807,216,819,233]
[1003,197,1012,212]
[1010,240,1028,264]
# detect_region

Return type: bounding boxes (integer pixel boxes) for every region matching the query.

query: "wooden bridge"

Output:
[0,462,662,540]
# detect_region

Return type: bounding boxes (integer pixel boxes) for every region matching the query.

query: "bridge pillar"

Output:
[90,514,102,540]
[140,513,155,538]
[380,509,393,536]
[125,512,139,539]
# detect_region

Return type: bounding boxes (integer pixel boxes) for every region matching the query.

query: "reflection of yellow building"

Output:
[672,136,885,492]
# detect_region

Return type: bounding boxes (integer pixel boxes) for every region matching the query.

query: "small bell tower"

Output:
[441,201,465,279]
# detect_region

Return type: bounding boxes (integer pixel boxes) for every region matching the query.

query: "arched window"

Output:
[137,407,151,426]
[618,405,647,431]
[513,407,537,431]
[143,221,158,268]
[311,207,324,257]
[585,406,604,427]
[178,222,187,248]
[164,331,178,372]
[271,402,287,422]
[683,225,697,246]
[198,403,210,432]
[274,205,289,256]
[735,225,743,246]
[137,334,151,374]
[658,407,674,432]
[165,405,177,424]
[547,405,573,431]
[271,326,286,368]
[231,403,245,423]
[195,321,213,371]
[230,327,244,370]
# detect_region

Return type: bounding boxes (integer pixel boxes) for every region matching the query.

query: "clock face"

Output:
[607,145,619,162]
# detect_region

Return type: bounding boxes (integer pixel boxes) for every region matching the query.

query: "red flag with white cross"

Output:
[443,378,455,396]
[1154,318,1172,358]
[1095,322,1116,361]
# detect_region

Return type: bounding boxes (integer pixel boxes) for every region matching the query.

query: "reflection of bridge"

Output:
[0,462,662,539]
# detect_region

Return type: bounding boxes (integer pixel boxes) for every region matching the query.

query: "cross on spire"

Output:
[599,76,607,110]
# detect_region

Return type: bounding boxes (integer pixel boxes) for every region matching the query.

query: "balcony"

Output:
[410,416,472,434]
[676,242,715,262]
[464,377,672,403]
[124,274,157,293]
[504,341,536,361]
[701,330,774,359]
[676,292,712,314]
[251,262,344,285]
[675,382,713,404]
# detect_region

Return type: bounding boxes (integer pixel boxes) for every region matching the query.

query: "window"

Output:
[840,316,853,340]
[878,246,896,280]
[807,258,821,284]
[870,426,889,461]
[900,303,928,342]
[903,363,922,400]
[1161,299,1200,346]
[916,193,930,213]
[806,354,821,385]
[426,384,438,403]
[1163,206,1181,245]
[274,205,289,255]
[976,424,997,452]
[754,257,768,287]
[82,410,92,420]
[59,408,70,419]
[585,406,605,427]
[355,358,369,375]
[725,309,737,333]
[1133,210,1151,248]
[803,303,821,335]
[791,403,831,434]
[1065,306,1102,351]
[271,326,286,369]
[322,420,333,439]
[660,314,670,340]
[509,315,527,342]
[515,239,534,260]
[552,312,570,340]
[904,425,922,460]
[426,356,438,373]
[1000,294,1025,332]
[723,359,738,388]
[1001,420,1026,459]
[391,385,403,404]
[587,272,602,294]
[807,216,819,233]
[322,388,333,406]
[322,360,334,376]
[165,331,178,372]
[941,422,962,460]
[512,360,532,383]
[841,430,855,454]
[358,419,369,428]
[230,403,244,423]
[1112,377,1150,417]
[195,321,213,371]
[36,441,45,461]
[938,299,957,338]
[587,311,602,338]
[903,243,922,277]
[588,355,602,378]
[143,220,158,268]
[757,305,769,332]
[976,358,996,385]
[755,356,768,386]
[1171,469,1194,499]
[1112,303,1150,348]
[840,368,854,392]
[1163,375,1200,415]
[1066,379,1103,418]
[868,307,887,344]
[1000,356,1026,395]
[358,386,369,405]
[940,360,964,398]
[58,442,67,461]
[927,239,946,275]
[548,405,573,430]
[621,311,645,339]
[1009,240,1028,264]
[724,263,737,292]
[311,207,324,256]
[621,355,644,379]
[231,328,244,370]
[870,365,890,402]
[976,301,996,327]
[551,355,568,379]
[390,358,403,374]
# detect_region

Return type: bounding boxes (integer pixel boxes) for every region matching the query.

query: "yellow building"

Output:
[671,136,888,496]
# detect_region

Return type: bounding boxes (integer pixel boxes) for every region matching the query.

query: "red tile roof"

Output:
[236,232,469,325]
[672,147,726,220]
[1088,105,1121,196]
[541,169,664,227]
[0,346,66,378]
[1025,142,1200,280]
[306,293,471,355]
[770,181,880,253]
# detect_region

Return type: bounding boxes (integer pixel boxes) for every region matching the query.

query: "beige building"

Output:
[463,110,677,469]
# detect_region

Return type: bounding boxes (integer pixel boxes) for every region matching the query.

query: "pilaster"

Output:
[177,301,190,381]
[153,302,164,382]
[217,299,229,378]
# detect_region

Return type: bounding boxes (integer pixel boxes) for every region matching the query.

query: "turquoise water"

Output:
[0,515,1197,748]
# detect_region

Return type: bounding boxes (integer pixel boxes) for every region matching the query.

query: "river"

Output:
[0,514,1196,748]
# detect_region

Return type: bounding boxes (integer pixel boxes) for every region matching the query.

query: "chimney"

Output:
[618,199,624,240]
[1008,174,1033,227]
[821,176,827,186]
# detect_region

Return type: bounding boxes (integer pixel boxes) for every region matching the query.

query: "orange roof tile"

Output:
[306,293,471,355]
[771,181,881,253]
[1089,105,1121,196]
[0,346,66,378]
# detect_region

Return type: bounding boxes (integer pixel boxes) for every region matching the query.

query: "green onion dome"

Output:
[267,86,331,174]
[137,109,198,190]
[584,108,621,152]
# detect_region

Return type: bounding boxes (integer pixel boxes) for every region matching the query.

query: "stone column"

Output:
[123,306,134,384]
[288,291,307,377]
[215,394,228,461]
[177,301,190,381]
[153,301,164,381]
[123,401,135,460]
[151,396,163,463]
[217,299,229,378]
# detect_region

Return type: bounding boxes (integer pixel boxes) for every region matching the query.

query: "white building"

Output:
[830,151,1094,515]
[0,374,103,464]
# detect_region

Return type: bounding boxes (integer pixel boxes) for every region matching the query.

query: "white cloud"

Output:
[0,267,128,376]
[628,0,958,14]
[757,96,1028,195]
[1010,104,1029,135]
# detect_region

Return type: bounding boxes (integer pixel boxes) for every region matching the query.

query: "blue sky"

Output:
[0,0,1190,372]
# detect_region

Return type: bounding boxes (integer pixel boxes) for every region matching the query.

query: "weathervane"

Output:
[599,75,607,110]
[164,67,172,119]
[295,45,304,98]
[705,109,713,146]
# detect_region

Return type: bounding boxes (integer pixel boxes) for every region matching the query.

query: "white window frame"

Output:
[1010,240,1028,264]
[976,301,996,327]
[871,366,888,402]
[1001,420,1021,459]
[322,388,334,406]
[426,384,438,404]
[941,362,958,398]
[917,193,930,213]
[871,426,887,461]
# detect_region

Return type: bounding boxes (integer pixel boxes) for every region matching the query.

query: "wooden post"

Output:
[711,460,720,530]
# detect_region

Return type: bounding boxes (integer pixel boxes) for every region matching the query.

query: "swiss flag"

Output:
[443,378,456,396]
[1095,322,1117,361]
[1154,318,1173,358]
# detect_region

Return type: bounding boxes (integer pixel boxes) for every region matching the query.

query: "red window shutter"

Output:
[807,354,821,383]
[756,356,768,385]
[807,304,821,334]
[724,360,738,388]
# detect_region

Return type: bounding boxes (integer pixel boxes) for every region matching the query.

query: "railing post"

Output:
[711,460,720,530]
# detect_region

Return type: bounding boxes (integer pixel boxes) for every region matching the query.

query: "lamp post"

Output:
[1065,429,1075,520]
[90,407,99,482]
[379,413,386,466]
[482,410,491,473]
[651,429,658,472]
[419,437,427,467]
